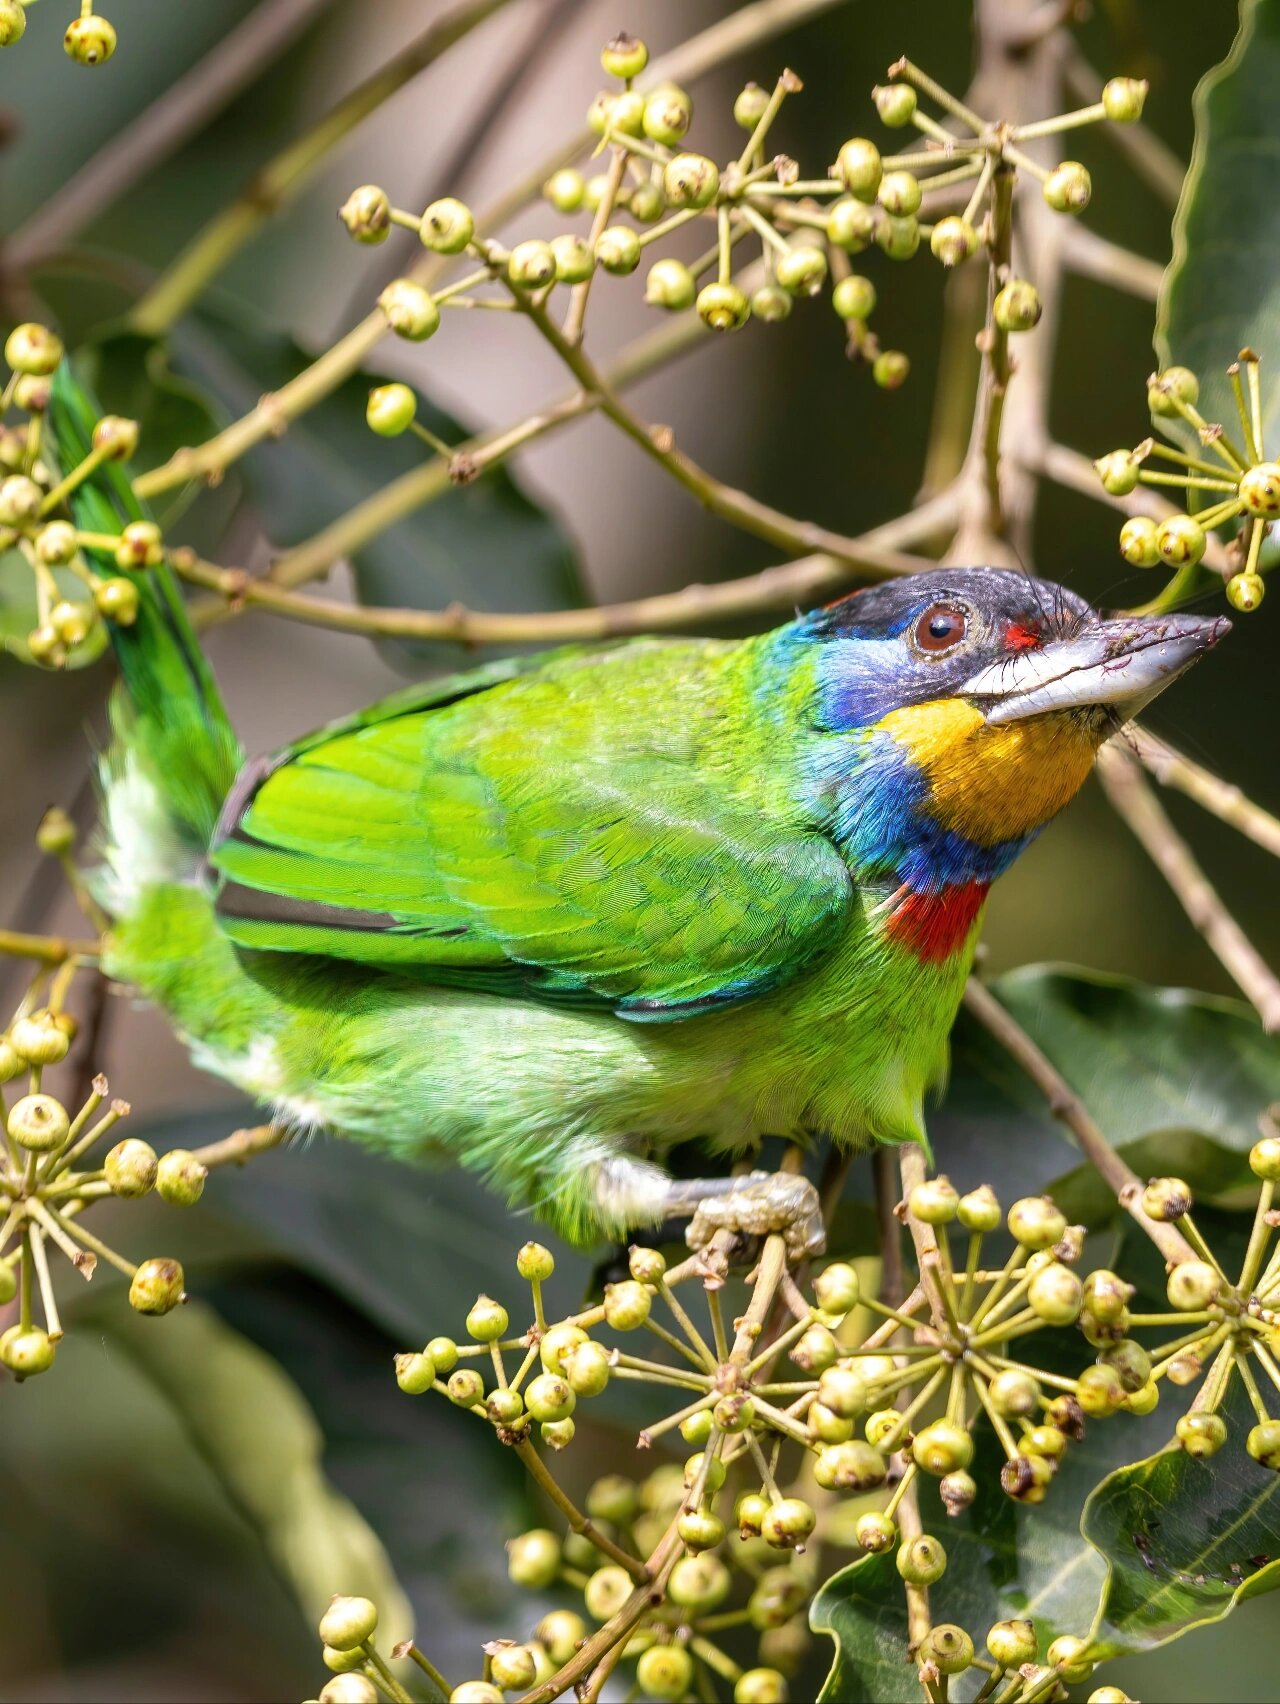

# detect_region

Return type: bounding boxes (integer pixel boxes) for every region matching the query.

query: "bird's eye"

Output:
[914,604,968,653]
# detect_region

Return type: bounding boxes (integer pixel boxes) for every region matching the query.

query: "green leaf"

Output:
[936,967,1279,1213]
[1084,1382,1280,1658]
[168,308,584,665]
[1156,0,1280,450]
[100,1294,415,1645]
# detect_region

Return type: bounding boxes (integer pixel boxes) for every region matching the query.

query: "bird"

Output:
[47,368,1227,1254]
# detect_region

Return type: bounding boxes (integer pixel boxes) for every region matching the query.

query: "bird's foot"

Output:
[686,1170,825,1260]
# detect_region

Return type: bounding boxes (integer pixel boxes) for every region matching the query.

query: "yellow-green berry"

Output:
[319,1595,378,1651]
[678,1508,727,1551]
[827,197,879,252]
[994,277,1042,332]
[1141,1176,1192,1222]
[1177,1411,1227,1458]
[1076,1364,1125,1417]
[544,168,585,213]
[776,245,828,297]
[814,1439,887,1491]
[1166,1259,1221,1311]
[548,234,593,285]
[0,473,41,526]
[6,322,63,376]
[0,2,26,48]
[989,1369,1040,1417]
[595,226,641,276]
[987,1619,1037,1667]
[447,1367,484,1407]
[65,14,116,64]
[1102,77,1148,122]
[836,137,882,200]
[627,181,664,223]
[507,239,557,291]
[425,1335,458,1372]
[92,415,139,460]
[873,83,917,127]
[8,1092,70,1154]
[1119,515,1161,567]
[813,1261,860,1314]
[733,82,770,129]
[1008,1195,1066,1249]
[366,384,417,437]
[957,1184,1001,1232]
[395,1351,436,1395]
[1156,514,1206,569]
[697,282,750,332]
[1227,572,1265,612]
[643,84,693,146]
[515,1240,554,1281]
[662,152,719,210]
[1250,1136,1280,1181]
[378,280,441,340]
[1,1326,56,1377]
[831,275,876,321]
[507,1528,561,1588]
[761,1497,816,1551]
[926,1625,974,1677]
[636,1645,693,1702]
[897,1534,946,1585]
[584,1563,632,1620]
[667,1553,730,1611]
[603,1278,650,1329]
[735,1669,788,1704]
[1095,449,1141,496]
[876,214,919,260]
[873,350,910,389]
[525,1371,575,1422]
[129,1257,186,1315]
[1047,1635,1093,1683]
[115,520,164,569]
[465,1294,508,1341]
[645,258,696,311]
[1237,461,1280,517]
[338,185,390,244]
[155,1148,207,1207]
[909,1175,959,1224]
[1028,1262,1084,1325]
[930,215,979,266]
[105,1137,158,1198]
[1148,366,1199,416]
[564,1340,611,1397]
[602,32,648,80]
[421,197,474,254]
[912,1419,974,1476]
[1247,1419,1280,1468]
[1043,160,1091,213]
[877,170,921,216]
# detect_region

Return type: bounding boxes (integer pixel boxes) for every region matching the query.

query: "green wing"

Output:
[210,640,851,1021]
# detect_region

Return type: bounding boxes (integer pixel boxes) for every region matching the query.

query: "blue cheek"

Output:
[813,638,916,732]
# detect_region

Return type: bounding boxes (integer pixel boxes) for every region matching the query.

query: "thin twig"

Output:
[132,0,851,498]
[513,1439,647,1581]
[1060,224,1164,302]
[8,0,341,272]
[1061,41,1187,209]
[189,1123,289,1170]
[1125,727,1280,859]
[128,0,515,336]
[962,977,1196,1265]
[0,929,101,964]
[1096,745,1280,1032]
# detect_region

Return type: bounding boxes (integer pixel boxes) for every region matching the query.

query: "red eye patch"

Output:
[1004,622,1041,652]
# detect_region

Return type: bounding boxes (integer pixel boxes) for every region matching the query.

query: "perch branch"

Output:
[1125,727,1280,859]
[1096,745,1280,1033]
[1060,224,1164,301]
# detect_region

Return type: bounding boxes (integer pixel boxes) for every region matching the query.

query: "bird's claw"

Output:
[686,1170,826,1259]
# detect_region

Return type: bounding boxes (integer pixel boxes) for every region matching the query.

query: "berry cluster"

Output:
[0,323,154,669]
[1096,352,1275,611]
[338,38,1146,434]
[361,1169,1253,1701]
[0,1,117,63]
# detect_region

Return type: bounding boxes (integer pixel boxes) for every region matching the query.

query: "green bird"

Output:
[46,369,1226,1252]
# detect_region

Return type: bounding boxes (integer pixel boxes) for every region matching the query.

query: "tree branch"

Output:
[127,0,516,338]
[1125,726,1280,859]
[1096,745,1280,1033]
[1060,223,1164,302]
[962,978,1195,1266]
[131,0,853,497]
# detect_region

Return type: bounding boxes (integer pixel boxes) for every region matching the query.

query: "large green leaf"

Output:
[101,1294,415,1646]
[1156,0,1280,446]
[935,968,1279,1212]
[1085,1382,1280,1657]
[164,309,584,664]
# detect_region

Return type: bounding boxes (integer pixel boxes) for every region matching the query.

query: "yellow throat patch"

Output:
[878,698,1102,845]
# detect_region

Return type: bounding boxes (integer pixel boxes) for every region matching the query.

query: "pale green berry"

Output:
[930,215,979,266]
[594,226,641,276]
[1043,160,1091,213]
[603,1278,651,1329]
[988,1369,1040,1417]
[957,1184,1001,1232]
[761,1497,816,1550]
[733,83,770,129]
[446,1367,484,1407]
[583,1563,632,1620]
[912,1419,974,1476]
[873,83,917,127]
[486,1386,523,1424]
[987,1619,1037,1667]
[814,1439,886,1491]
[536,1609,586,1665]
[940,1468,977,1514]
[1148,366,1199,416]
[645,258,696,310]
[0,473,41,526]
[1047,1635,1093,1683]
[489,1644,537,1692]
[525,1372,575,1422]
[666,1553,730,1611]
[507,240,557,290]
[909,1176,959,1224]
[683,1450,727,1494]
[8,1093,70,1153]
[817,1365,867,1417]
[115,519,164,569]
[564,1340,611,1397]
[629,1245,666,1282]
[813,1261,859,1314]
[1246,1418,1280,1468]
[775,245,828,297]
[549,233,594,284]
[1156,513,1206,569]
[827,197,879,252]
[627,182,664,223]
[926,1625,974,1676]
[319,1595,378,1651]
[366,384,417,437]
[677,1508,726,1551]
[540,1416,575,1449]
[1095,449,1141,495]
[446,1684,500,1704]
[6,322,62,376]
[877,170,921,216]
[1227,572,1265,612]
[92,415,139,459]
[465,1294,508,1341]
[426,1335,458,1372]
[697,282,750,332]
[129,1257,186,1315]
[0,1,26,48]
[64,14,117,65]
[1119,515,1161,567]
[51,599,95,647]
[876,214,919,260]
[1007,1195,1065,1249]
[1250,1136,1280,1181]
[662,153,719,210]
[1141,1176,1192,1222]
[544,168,585,213]
[680,1406,714,1445]
[896,1534,946,1584]
[378,280,439,340]
[338,185,390,244]
[1102,77,1148,122]
[394,1351,436,1395]
[105,1137,158,1198]
[1075,1364,1125,1417]
[156,1148,207,1207]
[735,1669,788,1704]
[1237,461,1280,517]
[601,33,648,81]
[642,84,693,146]
[1028,1262,1083,1325]
[1166,1259,1221,1311]
[1176,1411,1227,1458]
[1,1326,55,1376]
[507,1527,561,1588]
[836,137,882,200]
[750,283,792,322]
[540,1322,587,1374]
[637,1645,694,1702]
[832,275,876,320]
[854,1510,896,1552]
[993,278,1042,332]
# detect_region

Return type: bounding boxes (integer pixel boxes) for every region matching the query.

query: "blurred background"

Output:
[1,1,1275,1699]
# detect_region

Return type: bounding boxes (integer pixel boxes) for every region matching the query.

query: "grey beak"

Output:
[961,611,1230,724]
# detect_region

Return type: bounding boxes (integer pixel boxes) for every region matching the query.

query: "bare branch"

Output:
[1097,745,1280,1033]
[1061,223,1164,301]
[1126,726,1280,859]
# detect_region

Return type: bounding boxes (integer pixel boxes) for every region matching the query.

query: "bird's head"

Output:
[793,566,1228,886]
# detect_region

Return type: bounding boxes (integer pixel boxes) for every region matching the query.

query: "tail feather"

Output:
[46,365,241,906]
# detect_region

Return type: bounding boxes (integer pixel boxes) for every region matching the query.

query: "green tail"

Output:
[46,364,242,904]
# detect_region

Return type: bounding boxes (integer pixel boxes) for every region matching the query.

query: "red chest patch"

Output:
[885,881,990,962]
